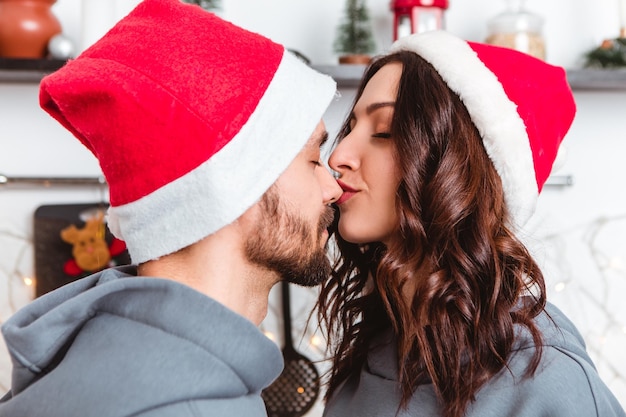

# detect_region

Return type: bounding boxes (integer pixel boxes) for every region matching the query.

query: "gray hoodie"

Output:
[323,302,626,417]
[0,266,282,417]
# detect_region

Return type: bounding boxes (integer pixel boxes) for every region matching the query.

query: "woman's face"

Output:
[329,62,403,245]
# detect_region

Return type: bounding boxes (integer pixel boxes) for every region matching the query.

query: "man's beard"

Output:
[245,187,334,287]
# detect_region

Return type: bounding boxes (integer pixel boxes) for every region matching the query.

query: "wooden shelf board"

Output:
[315,65,626,91]
[3,60,626,91]
[0,58,66,83]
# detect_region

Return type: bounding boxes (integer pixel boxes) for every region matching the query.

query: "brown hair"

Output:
[318,51,547,417]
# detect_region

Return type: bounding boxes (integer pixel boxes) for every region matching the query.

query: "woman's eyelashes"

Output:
[372,132,391,139]
[347,114,392,139]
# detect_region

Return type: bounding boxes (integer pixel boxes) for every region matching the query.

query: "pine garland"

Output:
[585,38,626,68]
[334,0,376,55]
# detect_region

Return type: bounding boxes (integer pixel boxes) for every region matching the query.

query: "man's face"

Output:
[245,121,342,286]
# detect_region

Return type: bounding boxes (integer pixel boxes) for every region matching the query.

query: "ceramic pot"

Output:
[338,54,372,65]
[0,0,62,58]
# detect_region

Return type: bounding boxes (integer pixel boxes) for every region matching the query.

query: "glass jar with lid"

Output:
[485,0,546,60]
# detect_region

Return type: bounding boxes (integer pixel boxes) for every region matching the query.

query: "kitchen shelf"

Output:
[312,64,368,88]
[0,58,66,83]
[313,65,626,91]
[3,60,626,91]
[566,68,626,90]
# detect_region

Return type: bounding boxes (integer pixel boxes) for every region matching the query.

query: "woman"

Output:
[319,31,625,417]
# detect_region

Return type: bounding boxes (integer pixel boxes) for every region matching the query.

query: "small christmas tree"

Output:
[334,0,376,59]
[182,0,221,12]
[585,38,626,68]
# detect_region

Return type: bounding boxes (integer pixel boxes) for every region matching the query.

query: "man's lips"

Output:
[336,180,358,205]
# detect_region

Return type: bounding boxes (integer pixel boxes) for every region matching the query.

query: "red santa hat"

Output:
[40,0,336,263]
[392,31,576,227]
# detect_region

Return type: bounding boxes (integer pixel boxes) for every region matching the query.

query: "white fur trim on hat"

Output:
[108,51,336,263]
[391,31,537,227]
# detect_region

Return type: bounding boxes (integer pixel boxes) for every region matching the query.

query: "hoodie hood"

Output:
[323,301,625,417]
[0,266,282,416]
[366,300,593,382]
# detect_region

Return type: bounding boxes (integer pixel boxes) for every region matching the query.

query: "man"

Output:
[0,0,341,416]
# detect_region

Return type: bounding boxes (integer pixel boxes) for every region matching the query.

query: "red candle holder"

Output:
[391,0,449,41]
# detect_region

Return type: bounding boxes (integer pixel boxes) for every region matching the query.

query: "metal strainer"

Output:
[261,281,320,417]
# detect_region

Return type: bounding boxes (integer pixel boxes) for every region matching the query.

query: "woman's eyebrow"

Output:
[366,102,395,115]
[348,102,395,123]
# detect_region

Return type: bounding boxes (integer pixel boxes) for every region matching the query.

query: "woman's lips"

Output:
[336,180,358,205]
[336,192,356,205]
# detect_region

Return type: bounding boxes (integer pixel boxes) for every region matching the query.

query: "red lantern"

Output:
[391,0,449,41]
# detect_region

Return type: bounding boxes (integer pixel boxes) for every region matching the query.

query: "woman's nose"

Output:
[328,133,359,175]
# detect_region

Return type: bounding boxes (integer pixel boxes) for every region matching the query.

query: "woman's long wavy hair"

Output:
[318,51,547,417]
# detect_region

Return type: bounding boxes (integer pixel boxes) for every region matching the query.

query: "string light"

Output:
[310,335,323,348]
[1,213,625,406]
[0,228,34,393]
[537,213,626,404]
[257,213,626,408]
[0,229,33,318]
[608,257,623,270]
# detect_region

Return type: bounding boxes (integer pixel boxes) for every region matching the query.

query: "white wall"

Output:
[2,0,626,414]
